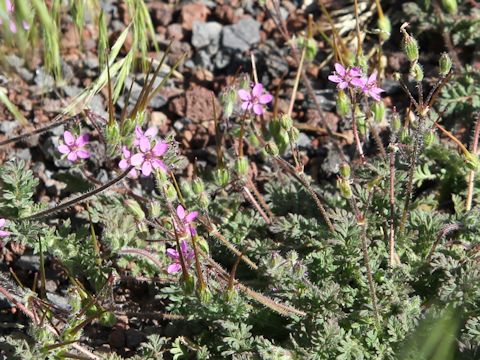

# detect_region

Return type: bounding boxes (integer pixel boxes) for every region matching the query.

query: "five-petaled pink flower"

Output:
[0,218,10,238]
[238,83,273,116]
[328,63,362,90]
[118,146,139,178]
[166,240,195,274]
[175,205,198,236]
[58,131,90,162]
[130,137,168,177]
[351,71,385,101]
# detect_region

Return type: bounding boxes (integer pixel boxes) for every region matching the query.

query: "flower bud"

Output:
[106,122,120,144]
[224,287,237,302]
[155,168,169,184]
[276,128,290,148]
[280,114,293,130]
[99,311,117,327]
[269,118,281,136]
[248,133,260,147]
[289,127,300,143]
[402,32,419,63]
[339,163,351,179]
[372,101,385,124]
[409,63,424,81]
[439,53,452,76]
[377,16,391,41]
[465,152,479,171]
[192,178,205,195]
[234,156,249,176]
[221,88,237,118]
[423,130,436,147]
[441,0,457,14]
[124,199,145,221]
[164,182,177,201]
[137,222,149,239]
[265,141,279,156]
[213,168,230,187]
[336,90,350,117]
[399,128,410,143]
[183,274,195,294]
[337,178,352,199]
[197,286,212,303]
[196,235,209,254]
[391,113,402,133]
[122,118,136,137]
[198,192,210,209]
[149,201,161,218]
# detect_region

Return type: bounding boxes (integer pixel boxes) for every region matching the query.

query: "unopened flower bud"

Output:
[337,178,353,199]
[149,201,161,218]
[224,287,237,302]
[372,101,385,123]
[439,53,452,76]
[122,118,136,137]
[377,16,391,41]
[248,133,260,147]
[164,182,177,201]
[423,130,436,147]
[106,122,120,144]
[192,178,205,195]
[183,274,195,294]
[336,90,350,117]
[465,152,479,171]
[277,128,290,146]
[280,114,293,130]
[400,128,410,143]
[198,286,212,303]
[213,168,230,187]
[410,63,424,81]
[196,235,209,254]
[441,0,457,14]
[265,141,279,156]
[124,199,145,221]
[155,168,168,184]
[356,109,367,136]
[269,118,281,136]
[339,163,351,179]
[137,222,149,239]
[391,113,402,133]
[221,88,237,118]
[402,32,419,63]
[234,156,249,176]
[289,127,300,143]
[198,192,210,209]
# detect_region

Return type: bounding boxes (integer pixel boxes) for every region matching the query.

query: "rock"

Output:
[222,16,260,52]
[15,254,40,271]
[150,2,173,27]
[192,21,222,54]
[125,329,145,349]
[34,68,55,92]
[181,2,210,30]
[109,328,126,349]
[63,85,82,98]
[169,85,220,123]
[11,148,31,162]
[167,23,184,41]
[297,133,311,148]
[0,120,19,136]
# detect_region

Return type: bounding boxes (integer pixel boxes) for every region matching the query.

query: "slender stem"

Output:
[228,254,243,291]
[466,114,480,211]
[191,233,206,290]
[388,146,396,266]
[238,110,249,157]
[243,186,271,224]
[247,177,275,220]
[349,91,365,163]
[353,0,362,58]
[288,42,307,117]
[369,122,387,158]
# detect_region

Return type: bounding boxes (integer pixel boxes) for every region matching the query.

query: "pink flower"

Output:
[5,0,13,13]
[0,218,10,238]
[238,83,273,116]
[175,205,198,236]
[118,146,139,178]
[328,63,363,90]
[130,138,168,177]
[351,71,385,101]
[134,126,157,146]
[58,131,90,162]
[166,240,194,274]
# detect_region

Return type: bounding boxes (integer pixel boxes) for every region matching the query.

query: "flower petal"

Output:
[75,134,89,147]
[253,104,264,115]
[9,21,17,33]
[252,83,264,97]
[241,101,250,111]
[130,153,145,166]
[144,127,158,137]
[185,211,198,223]
[328,75,343,84]
[58,144,70,154]
[259,93,273,104]
[152,142,168,156]
[135,126,143,138]
[119,159,129,169]
[238,89,251,101]
[180,240,188,254]
[63,131,75,145]
[0,218,6,227]
[177,205,185,220]
[166,248,179,259]
[0,230,10,237]
[122,146,131,158]
[152,159,168,172]
[167,263,182,274]
[351,77,366,88]
[67,152,78,162]
[76,150,90,159]
[128,168,138,178]
[334,63,346,76]
[350,67,362,77]
[139,137,151,152]
[141,161,152,176]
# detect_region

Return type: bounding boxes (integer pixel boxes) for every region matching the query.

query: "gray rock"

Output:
[214,50,231,69]
[35,68,55,89]
[192,21,222,54]
[6,54,24,68]
[15,254,40,271]
[297,133,311,148]
[222,16,260,52]
[63,85,82,97]
[0,120,19,135]
[61,61,74,82]
[118,78,167,110]
[313,89,336,111]
[11,148,31,162]
[46,292,72,311]
[126,329,145,349]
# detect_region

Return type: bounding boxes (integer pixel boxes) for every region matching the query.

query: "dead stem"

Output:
[466,113,480,211]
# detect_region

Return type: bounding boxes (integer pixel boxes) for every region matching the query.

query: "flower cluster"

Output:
[166,240,194,274]
[1,0,29,33]
[238,83,273,116]
[328,63,384,101]
[119,126,168,177]
[58,131,90,162]
[174,205,198,237]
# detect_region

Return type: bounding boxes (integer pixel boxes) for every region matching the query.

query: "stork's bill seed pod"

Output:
[441,0,457,14]
[439,53,452,76]
[402,33,419,63]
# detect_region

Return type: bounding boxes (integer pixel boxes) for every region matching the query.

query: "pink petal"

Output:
[166,248,179,259]
[152,142,168,156]
[63,131,75,145]
[135,126,143,138]
[189,226,197,236]
[144,127,158,137]
[122,146,131,158]
[139,137,151,152]
[167,263,181,274]
[67,152,78,162]
[338,82,349,90]
[9,21,16,33]
[6,0,13,12]
[58,144,71,154]
[177,205,186,220]
[141,161,152,176]
[180,240,188,254]
[152,159,168,172]
[238,89,251,101]
[76,150,90,159]
[328,75,343,84]
[241,101,250,111]
[185,211,198,223]
[368,71,378,85]
[334,63,346,77]
[350,67,362,77]
[0,230,10,237]
[351,77,366,88]
[128,168,138,178]
[75,134,89,147]
[251,83,263,97]
[22,21,29,30]
[259,93,273,104]
[253,104,264,115]
[130,153,145,166]
[119,159,129,169]
[0,218,5,227]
